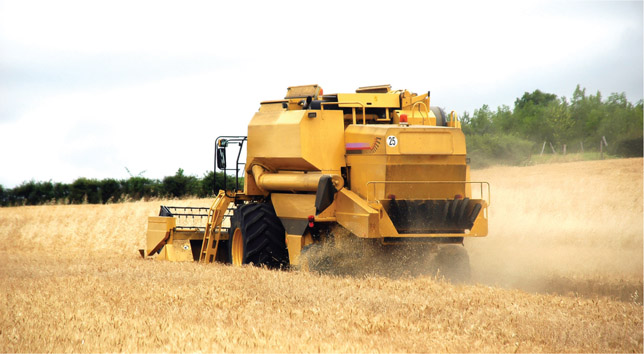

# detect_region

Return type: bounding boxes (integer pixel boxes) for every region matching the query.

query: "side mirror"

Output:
[216,147,226,170]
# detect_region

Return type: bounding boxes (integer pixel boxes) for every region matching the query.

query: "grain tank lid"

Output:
[285,85,322,99]
[356,85,391,93]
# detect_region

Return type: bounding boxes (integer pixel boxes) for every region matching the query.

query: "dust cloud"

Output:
[303,158,643,303]
[467,158,643,302]
[299,225,472,282]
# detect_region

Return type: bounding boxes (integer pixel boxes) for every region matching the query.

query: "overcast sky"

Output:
[0,0,642,188]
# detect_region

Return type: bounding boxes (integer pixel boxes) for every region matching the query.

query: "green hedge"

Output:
[0,169,242,207]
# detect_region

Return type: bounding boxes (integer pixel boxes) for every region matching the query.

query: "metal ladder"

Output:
[200,190,233,263]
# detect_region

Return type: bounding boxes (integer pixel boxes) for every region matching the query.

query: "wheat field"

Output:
[1,158,642,353]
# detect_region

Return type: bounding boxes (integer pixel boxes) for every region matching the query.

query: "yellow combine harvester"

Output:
[141,85,490,279]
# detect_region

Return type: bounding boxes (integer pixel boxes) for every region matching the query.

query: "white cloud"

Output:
[0,0,641,187]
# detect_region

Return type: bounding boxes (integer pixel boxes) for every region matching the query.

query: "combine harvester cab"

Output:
[143,84,490,279]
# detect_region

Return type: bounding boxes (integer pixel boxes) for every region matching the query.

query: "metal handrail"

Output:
[365,180,491,206]
[320,101,366,125]
[214,136,247,199]
[410,101,429,125]
[448,110,460,128]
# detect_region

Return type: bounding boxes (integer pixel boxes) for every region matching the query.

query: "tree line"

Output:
[0,169,241,207]
[461,85,643,167]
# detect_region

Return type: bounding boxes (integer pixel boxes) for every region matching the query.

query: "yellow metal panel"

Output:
[172,229,206,240]
[385,127,466,155]
[146,216,175,256]
[399,131,453,154]
[258,101,286,112]
[344,125,467,156]
[345,125,469,200]
[383,157,467,200]
[247,110,345,173]
[346,154,387,199]
[469,201,488,236]
[344,124,389,155]
[271,193,316,219]
[376,205,398,237]
[300,110,345,170]
[335,189,379,238]
[285,232,315,266]
[248,110,303,163]
[285,234,303,266]
[157,246,168,260]
[164,240,195,262]
[336,93,400,108]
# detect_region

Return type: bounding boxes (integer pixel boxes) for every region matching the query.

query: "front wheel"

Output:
[228,203,289,269]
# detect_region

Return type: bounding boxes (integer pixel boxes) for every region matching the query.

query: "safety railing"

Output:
[159,206,209,231]
[410,101,430,125]
[320,101,366,125]
[160,205,234,231]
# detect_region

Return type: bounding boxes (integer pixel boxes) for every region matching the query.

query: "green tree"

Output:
[513,90,559,142]
[462,105,494,135]
[570,85,606,144]
[10,180,56,205]
[162,169,200,198]
[122,176,160,200]
[100,178,122,203]
[545,97,574,145]
[70,178,102,204]
[492,105,514,133]
[515,89,557,109]
[53,182,69,202]
[600,94,644,156]
[201,171,243,196]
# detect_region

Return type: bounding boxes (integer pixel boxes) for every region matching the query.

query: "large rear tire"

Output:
[228,203,289,269]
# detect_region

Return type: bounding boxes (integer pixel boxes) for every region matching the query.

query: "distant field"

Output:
[468,157,643,303]
[527,151,618,165]
[0,158,642,353]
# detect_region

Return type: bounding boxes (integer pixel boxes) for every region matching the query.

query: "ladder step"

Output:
[199,191,234,263]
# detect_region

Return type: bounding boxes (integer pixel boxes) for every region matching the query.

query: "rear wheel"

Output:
[230,228,244,266]
[228,202,289,268]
